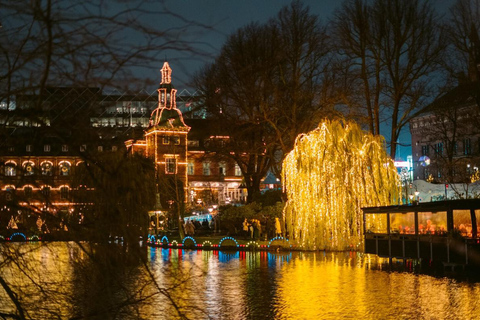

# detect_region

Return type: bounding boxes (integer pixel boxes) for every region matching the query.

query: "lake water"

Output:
[1,243,480,319]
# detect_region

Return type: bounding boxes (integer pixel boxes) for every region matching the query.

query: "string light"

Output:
[282,120,400,251]
[219,236,239,247]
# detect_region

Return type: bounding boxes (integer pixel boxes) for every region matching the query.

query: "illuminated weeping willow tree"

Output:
[282,119,400,251]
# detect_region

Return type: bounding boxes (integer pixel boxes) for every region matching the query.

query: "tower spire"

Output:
[160,61,172,85]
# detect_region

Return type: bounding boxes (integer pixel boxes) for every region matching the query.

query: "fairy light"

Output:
[219,236,239,247]
[282,120,400,251]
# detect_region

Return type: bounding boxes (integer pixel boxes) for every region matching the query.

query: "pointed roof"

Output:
[158,62,174,91]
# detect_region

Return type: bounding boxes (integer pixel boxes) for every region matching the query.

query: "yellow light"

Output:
[282,120,400,251]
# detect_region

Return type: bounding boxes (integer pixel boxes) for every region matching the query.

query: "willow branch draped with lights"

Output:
[282,120,400,251]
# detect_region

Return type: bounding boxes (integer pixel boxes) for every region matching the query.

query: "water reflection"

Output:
[1,243,480,319]
[147,249,480,319]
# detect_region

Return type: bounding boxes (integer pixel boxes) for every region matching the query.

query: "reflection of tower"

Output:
[145,62,190,205]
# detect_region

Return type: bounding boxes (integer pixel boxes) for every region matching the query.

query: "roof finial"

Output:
[160,61,172,84]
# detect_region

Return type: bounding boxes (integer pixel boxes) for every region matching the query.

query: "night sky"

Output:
[137,0,457,160]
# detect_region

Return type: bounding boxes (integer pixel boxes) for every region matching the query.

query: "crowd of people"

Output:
[242,217,283,240]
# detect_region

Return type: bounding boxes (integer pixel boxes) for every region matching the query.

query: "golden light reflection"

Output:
[282,120,401,250]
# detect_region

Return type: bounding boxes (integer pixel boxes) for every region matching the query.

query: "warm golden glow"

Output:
[282,120,400,250]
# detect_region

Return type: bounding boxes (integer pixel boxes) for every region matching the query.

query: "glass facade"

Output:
[365,213,387,234]
[418,211,447,235]
[389,212,415,234]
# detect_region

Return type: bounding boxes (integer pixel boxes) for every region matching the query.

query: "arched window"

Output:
[23,161,35,176]
[187,161,194,175]
[219,162,227,176]
[59,161,71,176]
[24,186,33,198]
[41,161,53,176]
[203,162,211,176]
[5,162,16,176]
[42,186,51,198]
[60,186,69,199]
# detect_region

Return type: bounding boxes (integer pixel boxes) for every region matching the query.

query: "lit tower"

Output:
[145,62,190,208]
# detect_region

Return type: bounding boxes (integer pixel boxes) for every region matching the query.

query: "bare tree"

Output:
[445,0,480,83]
[333,0,447,159]
[0,0,210,318]
[195,1,333,200]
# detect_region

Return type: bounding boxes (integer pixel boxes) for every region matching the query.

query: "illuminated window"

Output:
[98,146,103,152]
[5,164,16,176]
[163,136,170,145]
[453,210,473,237]
[41,162,53,176]
[234,164,242,176]
[203,162,211,176]
[389,212,415,234]
[62,145,68,152]
[365,213,387,233]
[166,158,176,174]
[23,162,34,176]
[26,145,32,152]
[187,161,194,175]
[219,162,227,176]
[59,162,71,176]
[44,145,51,152]
[418,211,447,235]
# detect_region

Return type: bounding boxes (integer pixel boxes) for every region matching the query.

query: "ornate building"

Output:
[0,62,246,231]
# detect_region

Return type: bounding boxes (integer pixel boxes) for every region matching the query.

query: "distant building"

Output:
[0,63,247,226]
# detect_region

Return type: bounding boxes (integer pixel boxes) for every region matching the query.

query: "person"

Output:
[275,217,282,238]
[249,222,254,239]
[242,218,249,239]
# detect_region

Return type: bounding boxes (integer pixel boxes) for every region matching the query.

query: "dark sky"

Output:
[141,0,456,160]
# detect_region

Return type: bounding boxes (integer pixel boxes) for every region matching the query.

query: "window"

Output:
[62,145,68,152]
[60,186,69,199]
[42,186,51,198]
[44,145,51,152]
[23,162,34,176]
[8,147,14,152]
[390,212,415,234]
[98,146,103,152]
[80,145,86,152]
[165,158,176,174]
[59,162,71,176]
[235,164,242,176]
[464,138,472,155]
[26,145,32,152]
[24,186,32,199]
[435,142,443,156]
[365,213,387,233]
[173,136,180,145]
[418,211,447,235]
[163,136,170,145]
[41,162,53,176]
[453,210,473,237]
[219,162,227,176]
[203,162,211,176]
[5,164,16,176]
[421,145,429,156]
[187,161,194,175]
